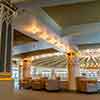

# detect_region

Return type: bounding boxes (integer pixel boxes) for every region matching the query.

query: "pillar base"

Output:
[68,88,77,91]
[68,79,77,91]
[0,72,14,94]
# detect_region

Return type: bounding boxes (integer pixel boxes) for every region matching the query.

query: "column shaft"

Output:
[0,0,16,72]
[0,21,7,72]
[67,51,80,90]
[6,24,12,72]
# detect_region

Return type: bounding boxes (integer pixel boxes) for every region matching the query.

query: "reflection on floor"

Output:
[1,77,100,100]
[12,66,20,90]
[1,89,100,100]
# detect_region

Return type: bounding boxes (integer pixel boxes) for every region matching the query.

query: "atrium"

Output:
[0,0,100,100]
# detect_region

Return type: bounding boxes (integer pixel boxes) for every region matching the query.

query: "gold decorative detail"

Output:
[0,78,13,81]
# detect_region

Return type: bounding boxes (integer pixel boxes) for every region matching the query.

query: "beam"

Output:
[12,40,54,55]
[13,7,68,52]
[63,22,100,45]
[15,0,96,7]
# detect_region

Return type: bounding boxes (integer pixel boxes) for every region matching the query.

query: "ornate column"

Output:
[0,0,16,73]
[66,48,80,91]
[0,0,16,92]
[22,57,32,79]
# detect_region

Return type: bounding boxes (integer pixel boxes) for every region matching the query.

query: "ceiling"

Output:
[11,0,26,3]
[13,0,96,7]
[43,1,100,29]
[13,29,38,46]
[14,48,58,57]
[11,0,100,68]
[42,0,100,45]
[32,54,66,68]
[12,0,100,51]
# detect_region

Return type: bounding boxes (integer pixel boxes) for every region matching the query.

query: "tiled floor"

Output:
[1,89,100,100]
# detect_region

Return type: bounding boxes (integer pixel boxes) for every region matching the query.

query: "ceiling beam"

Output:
[13,6,68,52]
[12,40,55,56]
[63,22,100,36]
[63,22,100,45]
[15,0,96,7]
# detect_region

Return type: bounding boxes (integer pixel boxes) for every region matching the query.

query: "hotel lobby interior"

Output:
[1,0,100,100]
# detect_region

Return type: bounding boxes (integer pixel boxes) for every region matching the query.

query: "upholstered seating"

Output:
[59,81,69,91]
[45,79,60,91]
[76,77,98,93]
[32,79,43,90]
[20,77,32,89]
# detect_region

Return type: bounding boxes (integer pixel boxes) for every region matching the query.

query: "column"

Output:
[22,57,32,79]
[0,0,16,72]
[6,23,13,72]
[0,0,16,93]
[66,49,80,91]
